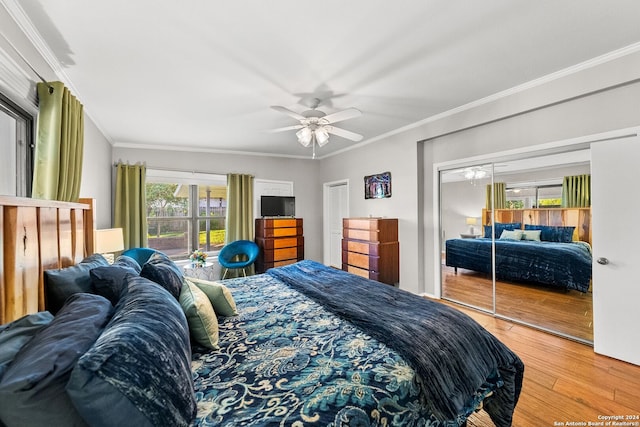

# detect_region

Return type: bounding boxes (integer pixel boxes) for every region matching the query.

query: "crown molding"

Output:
[112,141,314,160]
[1,0,113,143]
[323,41,640,159]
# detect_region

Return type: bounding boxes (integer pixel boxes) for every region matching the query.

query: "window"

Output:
[506,182,563,209]
[145,170,227,259]
[0,93,33,196]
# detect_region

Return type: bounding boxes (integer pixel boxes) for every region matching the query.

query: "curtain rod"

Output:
[112,162,224,176]
[0,31,55,94]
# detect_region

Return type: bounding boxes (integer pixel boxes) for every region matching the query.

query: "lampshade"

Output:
[465,217,478,225]
[315,128,330,146]
[296,127,312,147]
[94,228,124,263]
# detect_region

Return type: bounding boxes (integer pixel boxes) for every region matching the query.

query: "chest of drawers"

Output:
[255,218,304,273]
[342,218,399,285]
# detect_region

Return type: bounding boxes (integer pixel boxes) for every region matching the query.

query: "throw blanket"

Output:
[268,261,524,427]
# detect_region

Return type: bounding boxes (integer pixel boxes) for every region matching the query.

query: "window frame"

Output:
[0,92,34,197]
[145,169,227,260]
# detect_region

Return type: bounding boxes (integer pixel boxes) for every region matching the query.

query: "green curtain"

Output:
[562,174,591,207]
[32,81,84,201]
[486,182,506,209]
[225,173,255,277]
[114,163,148,249]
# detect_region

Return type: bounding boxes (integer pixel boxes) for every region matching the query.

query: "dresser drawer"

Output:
[343,265,380,282]
[257,236,304,250]
[342,218,398,242]
[342,251,380,271]
[256,258,300,271]
[262,245,303,261]
[342,239,380,256]
[258,226,303,238]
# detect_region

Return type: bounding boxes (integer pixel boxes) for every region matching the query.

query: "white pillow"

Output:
[499,229,523,240]
[521,229,542,241]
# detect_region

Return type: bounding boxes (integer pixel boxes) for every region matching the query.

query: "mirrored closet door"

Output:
[440,150,593,343]
[440,164,494,313]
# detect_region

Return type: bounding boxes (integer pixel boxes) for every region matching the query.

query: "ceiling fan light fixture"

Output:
[315,128,330,146]
[296,127,312,147]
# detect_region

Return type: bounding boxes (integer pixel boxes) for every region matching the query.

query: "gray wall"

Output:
[112,148,323,262]
[1,6,113,229]
[322,49,640,296]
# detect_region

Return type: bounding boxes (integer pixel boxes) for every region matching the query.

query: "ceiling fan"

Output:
[268,98,363,156]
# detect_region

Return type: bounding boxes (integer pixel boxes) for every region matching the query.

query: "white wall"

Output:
[318,129,425,294]
[112,147,323,261]
[80,117,113,228]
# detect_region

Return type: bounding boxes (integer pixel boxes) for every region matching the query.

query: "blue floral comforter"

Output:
[191,261,523,426]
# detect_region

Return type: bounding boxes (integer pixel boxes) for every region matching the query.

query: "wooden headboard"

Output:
[481,207,592,245]
[0,196,96,324]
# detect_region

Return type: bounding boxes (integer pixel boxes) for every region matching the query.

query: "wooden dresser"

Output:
[342,217,399,285]
[255,218,304,273]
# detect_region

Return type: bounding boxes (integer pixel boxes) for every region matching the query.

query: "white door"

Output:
[324,181,349,268]
[591,135,640,365]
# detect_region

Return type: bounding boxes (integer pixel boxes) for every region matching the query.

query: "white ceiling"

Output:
[10,0,640,158]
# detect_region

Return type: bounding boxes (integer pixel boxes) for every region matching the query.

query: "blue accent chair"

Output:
[121,247,158,268]
[218,240,260,279]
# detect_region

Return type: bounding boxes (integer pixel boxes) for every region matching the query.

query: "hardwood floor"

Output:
[442,265,593,342]
[439,301,640,427]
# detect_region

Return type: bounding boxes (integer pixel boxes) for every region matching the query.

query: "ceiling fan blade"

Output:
[266,124,303,133]
[270,105,306,121]
[326,126,363,142]
[322,108,361,124]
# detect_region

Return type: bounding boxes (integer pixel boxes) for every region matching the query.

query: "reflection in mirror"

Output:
[492,154,593,342]
[440,164,493,312]
[440,150,594,343]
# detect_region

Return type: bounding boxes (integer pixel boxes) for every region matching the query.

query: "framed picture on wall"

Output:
[364,171,392,199]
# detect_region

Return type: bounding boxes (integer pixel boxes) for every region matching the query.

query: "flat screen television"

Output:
[260,195,295,217]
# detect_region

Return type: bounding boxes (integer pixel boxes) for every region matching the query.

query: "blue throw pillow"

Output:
[0,293,113,427]
[140,251,184,299]
[113,255,142,274]
[483,222,521,238]
[90,265,138,305]
[0,312,54,380]
[524,224,575,243]
[44,253,109,314]
[66,275,196,427]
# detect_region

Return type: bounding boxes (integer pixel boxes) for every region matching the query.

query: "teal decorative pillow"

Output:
[499,229,523,240]
[179,281,219,349]
[0,312,54,380]
[0,294,113,427]
[66,275,196,427]
[185,276,238,317]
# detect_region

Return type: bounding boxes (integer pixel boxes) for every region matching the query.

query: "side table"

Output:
[182,262,218,281]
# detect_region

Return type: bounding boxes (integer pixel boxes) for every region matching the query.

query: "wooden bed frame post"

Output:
[0,196,96,324]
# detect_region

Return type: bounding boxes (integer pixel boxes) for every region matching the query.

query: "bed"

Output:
[0,196,524,427]
[445,223,592,293]
[192,260,524,426]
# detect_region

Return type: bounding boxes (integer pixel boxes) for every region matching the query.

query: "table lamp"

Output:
[465,217,478,235]
[94,228,124,264]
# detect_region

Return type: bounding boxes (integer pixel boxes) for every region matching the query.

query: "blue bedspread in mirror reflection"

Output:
[445,238,592,292]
